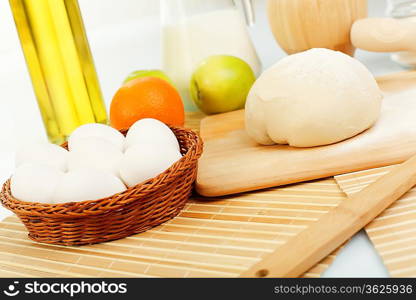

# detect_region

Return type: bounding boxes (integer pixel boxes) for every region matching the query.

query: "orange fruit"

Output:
[110,77,185,130]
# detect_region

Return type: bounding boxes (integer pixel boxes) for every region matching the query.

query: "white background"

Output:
[0,0,408,277]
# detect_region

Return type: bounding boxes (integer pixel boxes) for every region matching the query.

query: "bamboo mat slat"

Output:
[0,112,345,278]
[335,165,416,277]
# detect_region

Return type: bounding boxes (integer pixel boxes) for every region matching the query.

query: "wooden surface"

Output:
[197,71,416,197]
[241,153,416,277]
[336,166,416,277]
[0,178,345,277]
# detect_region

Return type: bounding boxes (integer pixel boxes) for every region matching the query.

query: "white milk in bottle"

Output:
[162,8,261,111]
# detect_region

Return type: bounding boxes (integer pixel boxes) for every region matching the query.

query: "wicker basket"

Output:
[0,126,203,246]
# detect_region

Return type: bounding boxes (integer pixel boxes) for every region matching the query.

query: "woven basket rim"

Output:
[1,126,203,219]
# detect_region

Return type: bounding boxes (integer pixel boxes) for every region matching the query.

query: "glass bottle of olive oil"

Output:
[9,0,107,144]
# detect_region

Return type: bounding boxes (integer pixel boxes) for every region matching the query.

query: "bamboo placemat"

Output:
[0,112,345,277]
[335,166,416,277]
[0,177,345,278]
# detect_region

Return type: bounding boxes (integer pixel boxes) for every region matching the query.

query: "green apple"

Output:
[123,69,173,85]
[190,55,256,115]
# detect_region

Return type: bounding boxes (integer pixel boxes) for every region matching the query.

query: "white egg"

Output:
[119,144,182,187]
[15,142,68,172]
[67,137,123,177]
[68,123,125,151]
[11,163,65,204]
[53,169,126,204]
[124,118,180,151]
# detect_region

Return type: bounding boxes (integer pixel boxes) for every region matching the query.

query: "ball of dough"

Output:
[245,48,383,147]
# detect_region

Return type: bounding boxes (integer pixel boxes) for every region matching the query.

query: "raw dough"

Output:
[245,48,383,147]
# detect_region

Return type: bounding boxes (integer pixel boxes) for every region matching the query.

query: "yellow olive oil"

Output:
[9,0,107,144]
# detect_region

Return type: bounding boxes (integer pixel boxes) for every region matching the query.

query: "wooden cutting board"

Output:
[197,71,416,197]
[335,166,416,277]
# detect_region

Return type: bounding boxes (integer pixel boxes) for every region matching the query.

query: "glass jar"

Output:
[387,0,416,67]
[9,0,107,144]
[161,0,261,111]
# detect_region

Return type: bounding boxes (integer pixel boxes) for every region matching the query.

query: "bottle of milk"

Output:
[161,0,262,111]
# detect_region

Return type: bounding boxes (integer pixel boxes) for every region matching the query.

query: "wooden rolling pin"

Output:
[240,153,416,277]
[351,18,416,52]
